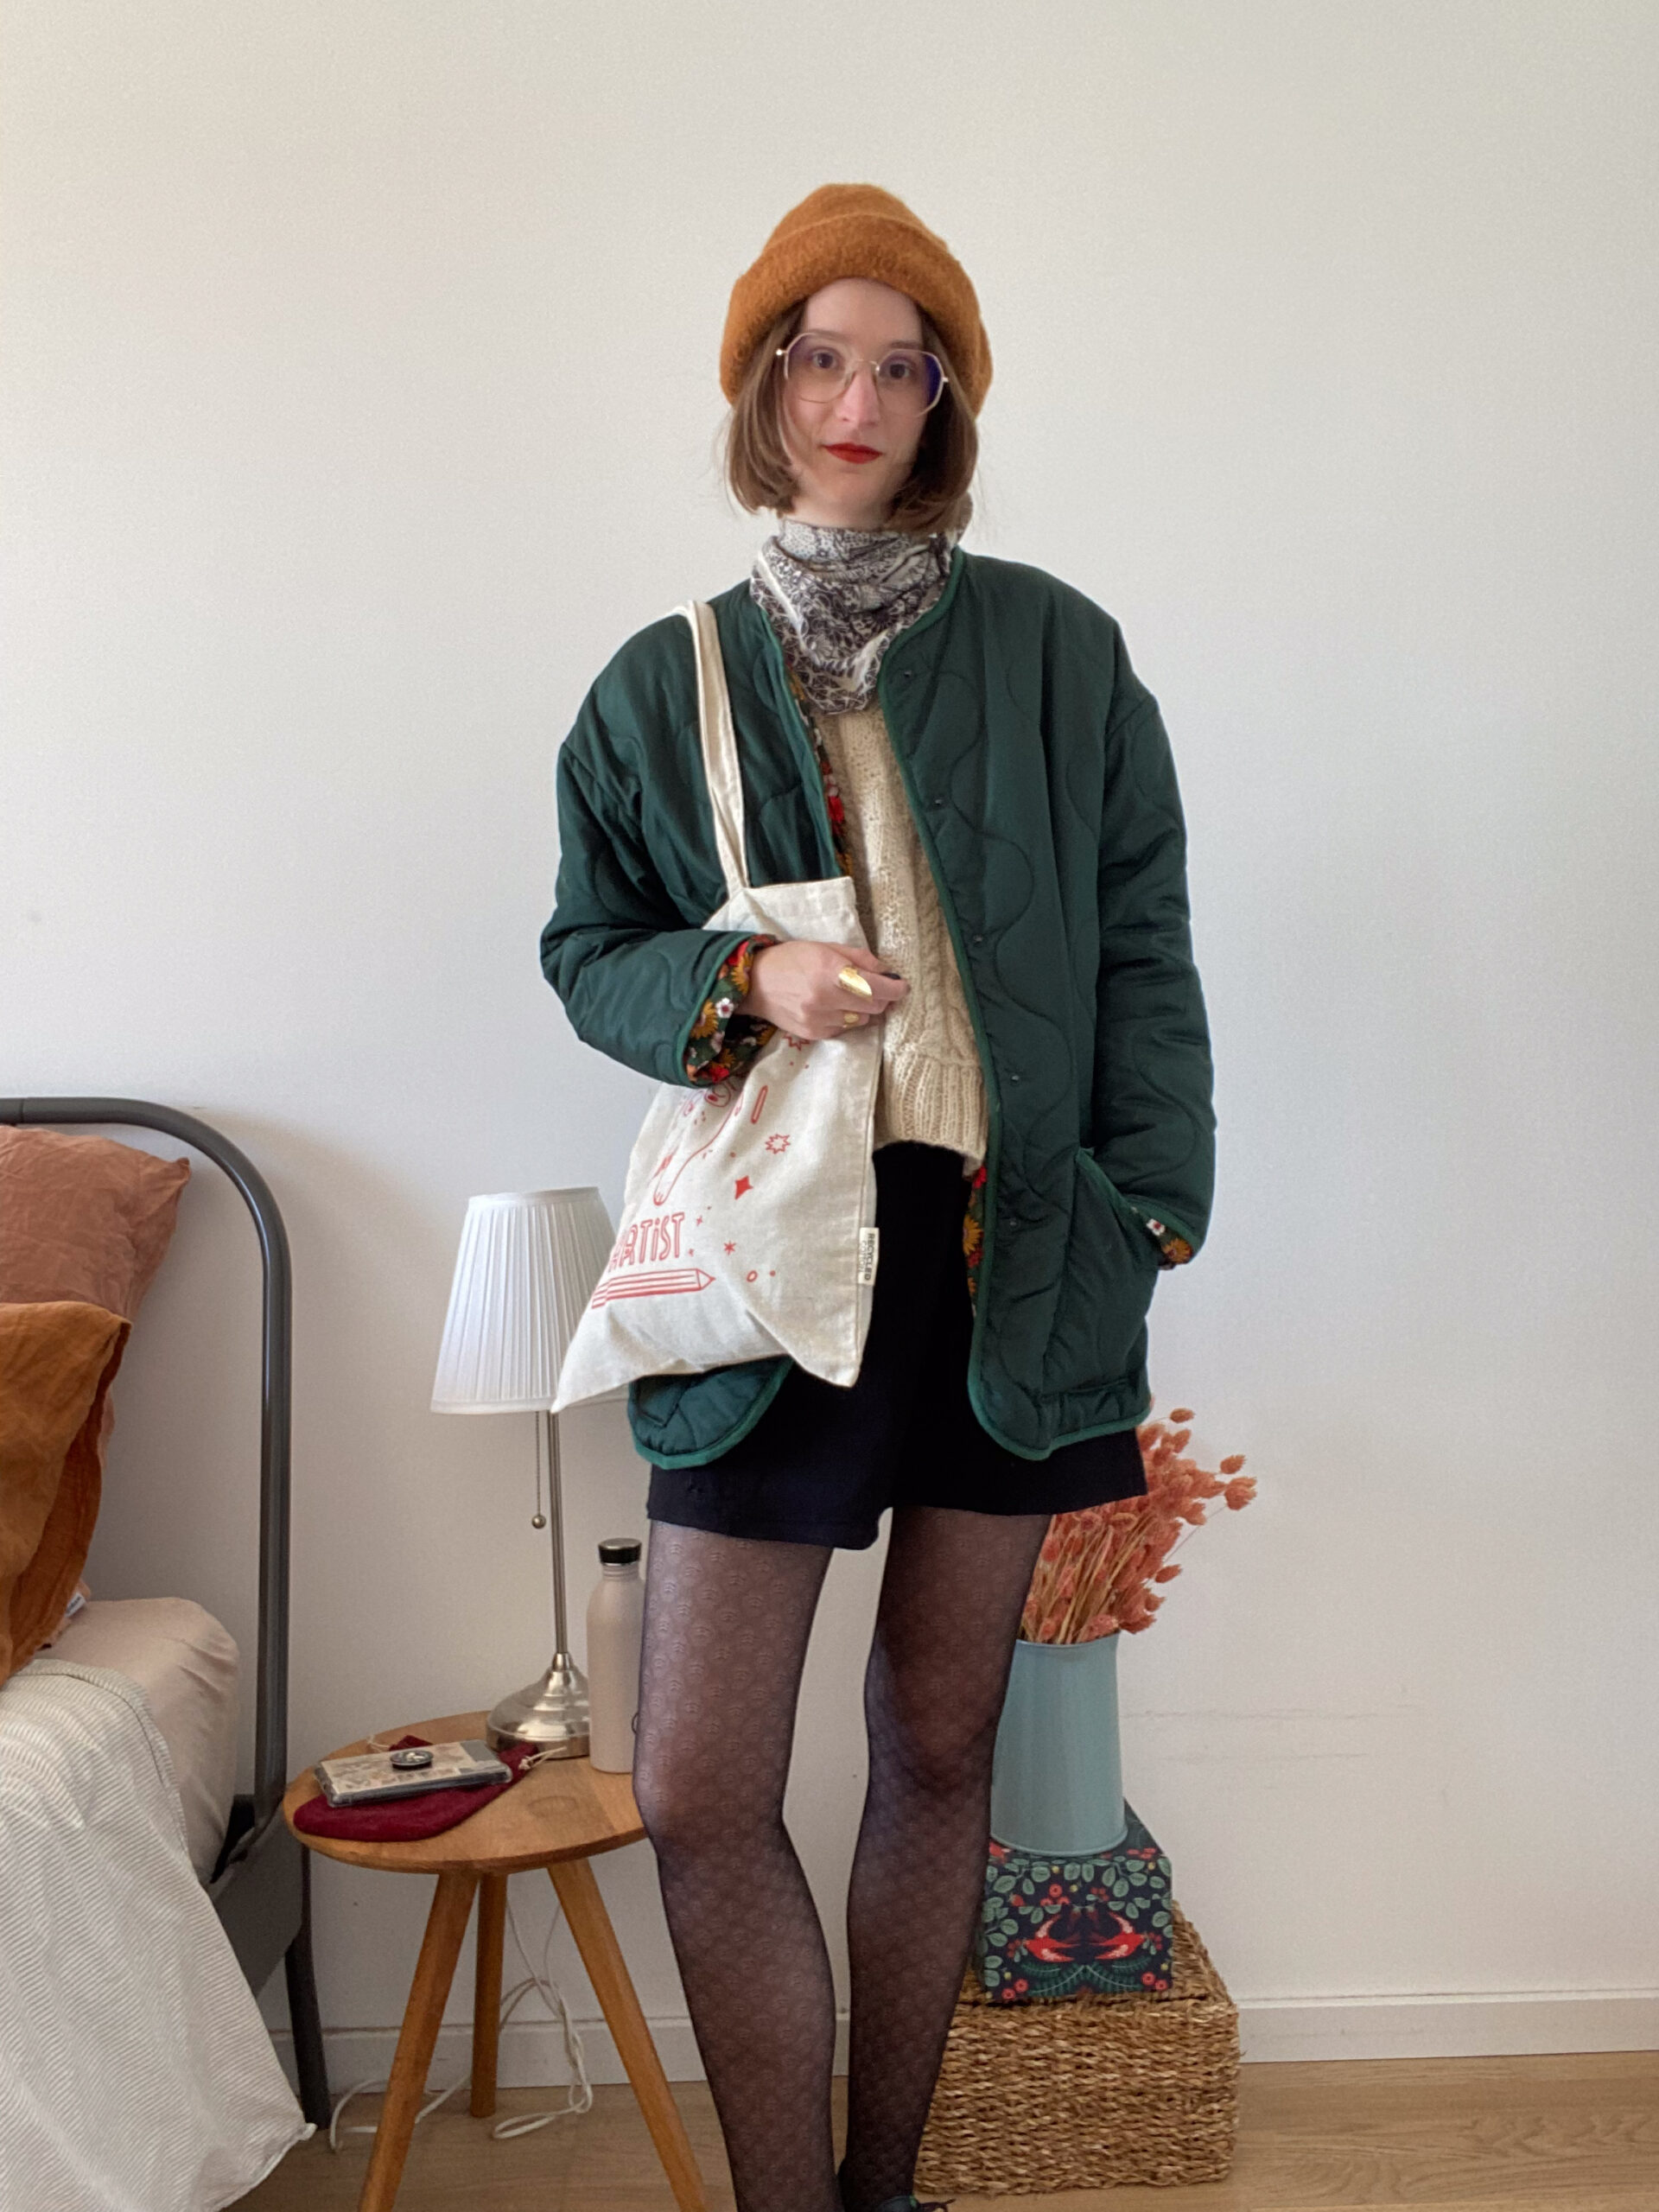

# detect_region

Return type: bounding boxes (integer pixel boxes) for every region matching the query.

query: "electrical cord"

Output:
[327,1873,594,2151]
[492,1885,594,2138]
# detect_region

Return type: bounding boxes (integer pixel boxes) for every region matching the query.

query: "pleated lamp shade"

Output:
[431,1187,614,1413]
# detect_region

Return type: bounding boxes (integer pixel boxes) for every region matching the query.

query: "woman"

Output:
[541,184,1215,2212]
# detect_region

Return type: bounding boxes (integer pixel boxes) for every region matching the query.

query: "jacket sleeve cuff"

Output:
[1147,1223,1197,1269]
[1129,1204,1199,1269]
[682,934,782,1086]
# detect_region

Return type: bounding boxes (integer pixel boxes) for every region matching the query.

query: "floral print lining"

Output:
[678,665,1184,1310]
[680,931,781,1090]
[1141,1221,1195,1268]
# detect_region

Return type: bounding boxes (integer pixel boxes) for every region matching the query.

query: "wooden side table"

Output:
[283,1710,706,2212]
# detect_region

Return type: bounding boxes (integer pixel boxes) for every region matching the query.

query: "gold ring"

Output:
[842,1010,861,1027]
[837,964,874,999]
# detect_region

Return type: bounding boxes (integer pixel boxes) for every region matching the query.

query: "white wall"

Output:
[5,0,1656,2084]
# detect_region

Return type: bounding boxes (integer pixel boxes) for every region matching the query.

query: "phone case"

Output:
[314,1738,512,1807]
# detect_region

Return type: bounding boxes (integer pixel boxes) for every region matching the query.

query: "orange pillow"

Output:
[0,1301,130,1687]
[0,1128,189,1318]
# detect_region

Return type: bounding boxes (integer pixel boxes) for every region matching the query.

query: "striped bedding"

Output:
[0,1658,308,2210]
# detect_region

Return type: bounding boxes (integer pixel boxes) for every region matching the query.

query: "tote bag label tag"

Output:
[857,1226,880,1287]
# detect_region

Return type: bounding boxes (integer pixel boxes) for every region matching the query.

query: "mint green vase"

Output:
[989,1632,1125,1857]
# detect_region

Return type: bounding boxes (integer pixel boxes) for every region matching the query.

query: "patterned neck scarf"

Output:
[749,514,962,717]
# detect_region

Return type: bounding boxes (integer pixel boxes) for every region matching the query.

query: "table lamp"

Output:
[431,1186,615,1757]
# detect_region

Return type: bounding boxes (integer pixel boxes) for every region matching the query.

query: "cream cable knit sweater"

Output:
[811,701,988,1178]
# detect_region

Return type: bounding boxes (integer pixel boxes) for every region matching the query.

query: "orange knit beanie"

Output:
[720,182,993,417]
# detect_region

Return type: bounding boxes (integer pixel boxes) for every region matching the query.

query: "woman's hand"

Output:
[746,942,909,1040]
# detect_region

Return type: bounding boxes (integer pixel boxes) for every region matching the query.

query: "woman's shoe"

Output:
[836,2159,952,2212]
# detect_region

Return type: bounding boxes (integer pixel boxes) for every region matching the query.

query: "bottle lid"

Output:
[598,1537,642,1565]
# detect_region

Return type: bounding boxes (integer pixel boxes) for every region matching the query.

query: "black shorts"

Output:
[644,1140,1148,1550]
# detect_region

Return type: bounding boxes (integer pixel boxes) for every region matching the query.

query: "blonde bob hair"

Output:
[720,300,977,537]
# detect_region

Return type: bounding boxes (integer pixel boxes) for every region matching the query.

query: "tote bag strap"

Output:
[675,600,750,900]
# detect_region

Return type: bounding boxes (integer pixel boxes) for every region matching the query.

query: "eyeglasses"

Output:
[774,332,949,416]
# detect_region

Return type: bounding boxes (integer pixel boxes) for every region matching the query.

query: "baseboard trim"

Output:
[270,1986,1659,2094]
[1236,1986,1659,2062]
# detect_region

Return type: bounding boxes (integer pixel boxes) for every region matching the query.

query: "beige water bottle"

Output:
[586,1537,645,1772]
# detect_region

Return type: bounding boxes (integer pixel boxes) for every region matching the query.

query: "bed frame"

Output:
[0,1096,331,2126]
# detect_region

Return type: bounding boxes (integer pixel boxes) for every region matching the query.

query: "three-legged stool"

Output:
[283,1709,705,2212]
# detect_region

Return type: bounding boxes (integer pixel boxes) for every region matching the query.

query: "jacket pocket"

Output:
[1043,1147,1161,1397]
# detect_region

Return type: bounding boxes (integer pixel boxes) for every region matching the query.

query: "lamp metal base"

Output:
[486,1651,591,1759]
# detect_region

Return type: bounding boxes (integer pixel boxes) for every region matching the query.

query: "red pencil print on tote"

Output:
[590,1267,715,1306]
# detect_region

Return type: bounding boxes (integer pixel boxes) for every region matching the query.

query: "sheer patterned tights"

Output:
[632,1507,1051,2212]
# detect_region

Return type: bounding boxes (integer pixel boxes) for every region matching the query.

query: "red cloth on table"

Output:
[292,1735,539,1843]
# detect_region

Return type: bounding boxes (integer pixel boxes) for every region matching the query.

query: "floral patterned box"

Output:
[975,1801,1173,2003]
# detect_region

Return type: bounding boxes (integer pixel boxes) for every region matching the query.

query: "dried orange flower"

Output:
[1017,1399,1255,1643]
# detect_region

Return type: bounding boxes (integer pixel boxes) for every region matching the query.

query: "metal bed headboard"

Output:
[0,1097,292,1827]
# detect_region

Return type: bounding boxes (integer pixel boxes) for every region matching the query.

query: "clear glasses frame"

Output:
[773,331,950,415]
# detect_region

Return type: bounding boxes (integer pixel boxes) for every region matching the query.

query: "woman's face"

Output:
[776,277,929,531]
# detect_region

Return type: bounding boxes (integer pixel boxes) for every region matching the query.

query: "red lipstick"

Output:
[825,443,881,462]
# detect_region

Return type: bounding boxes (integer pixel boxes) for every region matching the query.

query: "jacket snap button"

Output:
[971,932,984,944]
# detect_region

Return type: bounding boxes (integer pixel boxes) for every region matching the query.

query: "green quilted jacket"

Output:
[540,543,1215,1473]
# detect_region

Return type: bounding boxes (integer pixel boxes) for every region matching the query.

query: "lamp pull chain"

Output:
[543,1407,571,1659]
[531,1416,548,1529]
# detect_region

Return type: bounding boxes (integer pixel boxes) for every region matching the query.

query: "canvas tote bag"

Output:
[550,600,884,1413]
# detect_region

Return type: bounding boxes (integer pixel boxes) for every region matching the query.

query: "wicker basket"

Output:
[914,1900,1238,2194]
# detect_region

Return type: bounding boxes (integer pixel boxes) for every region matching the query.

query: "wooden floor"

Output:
[245,2052,1659,2211]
